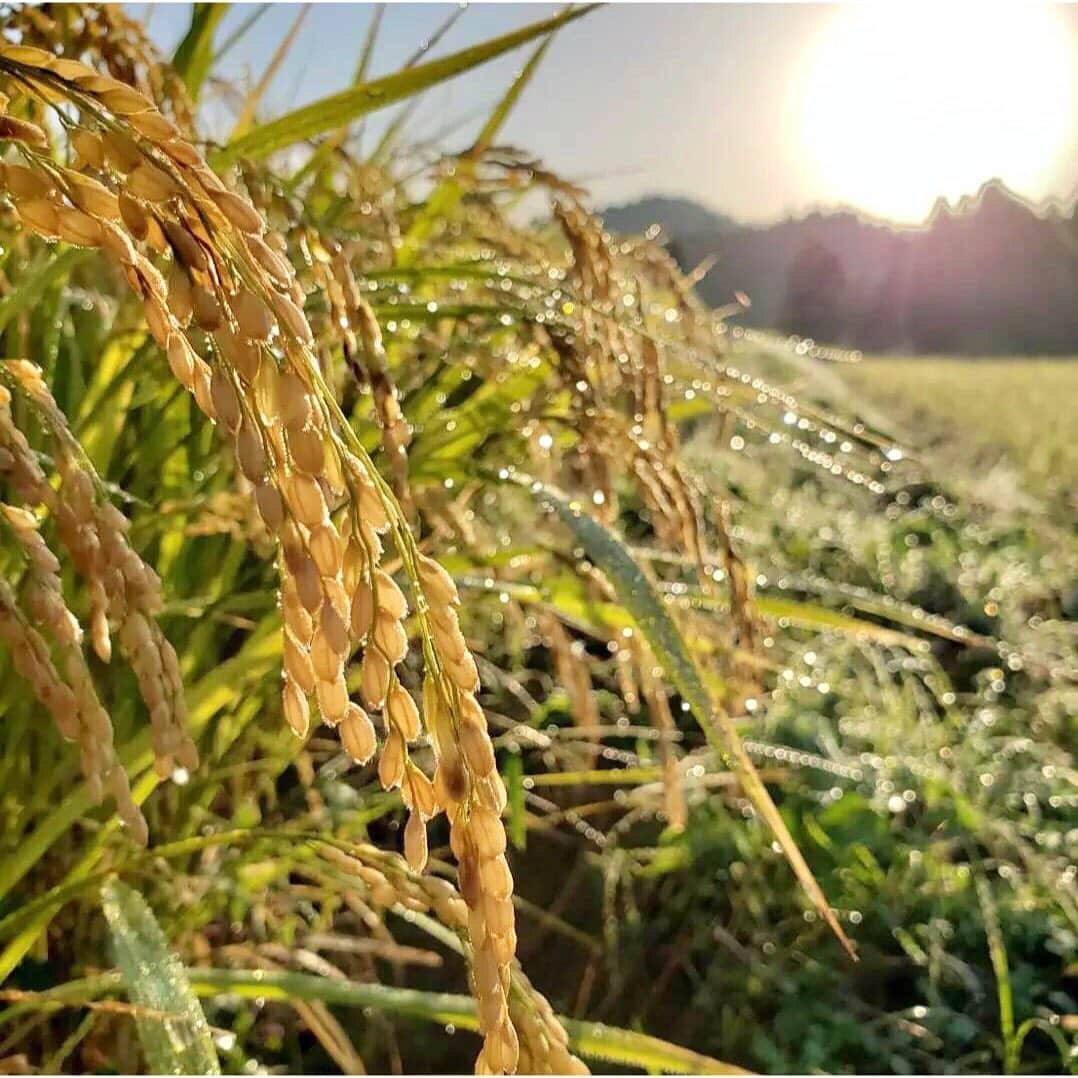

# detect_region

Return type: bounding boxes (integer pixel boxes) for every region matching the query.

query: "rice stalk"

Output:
[0,44,526,1069]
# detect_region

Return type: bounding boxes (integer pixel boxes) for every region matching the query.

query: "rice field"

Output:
[841,356,1078,515]
[0,7,1074,1077]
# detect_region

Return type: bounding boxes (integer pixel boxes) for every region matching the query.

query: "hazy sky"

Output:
[141,3,1078,224]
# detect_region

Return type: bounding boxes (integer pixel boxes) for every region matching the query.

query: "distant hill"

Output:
[601,196,735,240]
[599,183,1078,354]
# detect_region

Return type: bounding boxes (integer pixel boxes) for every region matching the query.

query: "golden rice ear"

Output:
[360,647,391,709]
[127,108,179,142]
[372,569,408,618]
[254,481,284,531]
[372,612,407,664]
[66,172,122,219]
[215,326,261,382]
[283,634,316,695]
[2,163,55,198]
[350,580,374,640]
[167,262,193,325]
[235,422,267,482]
[386,680,421,741]
[209,187,263,234]
[282,678,310,737]
[209,369,242,432]
[14,198,61,238]
[118,192,149,240]
[403,811,429,872]
[231,288,275,341]
[284,472,327,527]
[0,368,196,842]
[307,523,343,577]
[0,43,55,66]
[406,763,438,820]
[286,425,325,473]
[0,115,48,146]
[191,285,222,331]
[247,233,293,284]
[271,291,312,344]
[275,371,313,428]
[460,711,497,777]
[315,672,349,724]
[71,128,105,168]
[56,206,103,247]
[418,553,460,607]
[378,728,406,789]
[0,41,593,1068]
[340,703,376,763]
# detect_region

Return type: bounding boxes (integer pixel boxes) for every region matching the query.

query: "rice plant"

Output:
[0,5,1073,1075]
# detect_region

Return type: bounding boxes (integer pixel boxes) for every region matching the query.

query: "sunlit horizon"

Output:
[790,3,1077,224]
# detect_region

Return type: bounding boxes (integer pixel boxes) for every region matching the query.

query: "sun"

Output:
[792,3,1076,222]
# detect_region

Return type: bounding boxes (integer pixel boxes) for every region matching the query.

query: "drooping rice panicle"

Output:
[0,48,528,1067]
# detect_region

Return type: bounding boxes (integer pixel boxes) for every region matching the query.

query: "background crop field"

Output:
[841,357,1078,516]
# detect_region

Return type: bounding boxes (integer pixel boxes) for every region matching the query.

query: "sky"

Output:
[139,3,1078,225]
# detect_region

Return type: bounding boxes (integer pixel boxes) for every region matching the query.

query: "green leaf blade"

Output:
[101,879,220,1075]
[0,248,89,337]
[172,4,230,100]
[214,5,597,166]
[187,968,745,1074]
[512,473,856,959]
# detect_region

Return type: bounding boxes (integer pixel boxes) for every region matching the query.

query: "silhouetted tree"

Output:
[609,181,1078,353]
[782,241,845,341]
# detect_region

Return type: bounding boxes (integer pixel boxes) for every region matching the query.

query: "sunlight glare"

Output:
[794,3,1076,222]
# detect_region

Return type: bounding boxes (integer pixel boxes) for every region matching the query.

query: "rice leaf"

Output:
[564,1016,750,1075]
[100,879,219,1075]
[396,31,557,265]
[511,473,856,959]
[171,4,229,99]
[504,753,528,850]
[213,5,272,64]
[672,590,926,649]
[0,248,88,337]
[4,967,743,1074]
[186,968,745,1074]
[409,361,552,477]
[473,29,556,157]
[74,333,144,473]
[754,596,926,648]
[367,97,421,165]
[230,4,312,139]
[214,5,597,165]
[285,4,391,188]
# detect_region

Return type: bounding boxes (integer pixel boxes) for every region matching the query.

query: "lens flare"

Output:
[793,3,1076,221]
